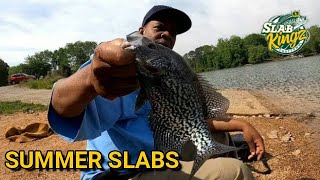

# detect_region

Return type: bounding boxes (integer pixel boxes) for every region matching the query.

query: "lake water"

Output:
[201,55,320,113]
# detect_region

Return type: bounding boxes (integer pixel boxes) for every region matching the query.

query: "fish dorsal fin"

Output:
[135,88,148,111]
[197,75,230,119]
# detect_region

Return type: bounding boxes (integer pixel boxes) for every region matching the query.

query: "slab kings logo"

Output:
[261,10,310,55]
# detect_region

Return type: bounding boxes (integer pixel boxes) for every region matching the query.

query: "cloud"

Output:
[0,0,319,66]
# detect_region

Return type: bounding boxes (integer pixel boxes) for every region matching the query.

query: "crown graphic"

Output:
[291,10,300,18]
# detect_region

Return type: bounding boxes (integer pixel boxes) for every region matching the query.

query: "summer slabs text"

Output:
[5,150,180,170]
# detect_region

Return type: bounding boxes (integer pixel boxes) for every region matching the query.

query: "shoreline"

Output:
[1,85,319,115]
[199,54,320,73]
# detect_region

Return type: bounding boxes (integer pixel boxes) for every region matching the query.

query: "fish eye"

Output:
[148,43,156,49]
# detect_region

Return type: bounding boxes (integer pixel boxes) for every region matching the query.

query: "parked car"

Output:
[8,73,36,85]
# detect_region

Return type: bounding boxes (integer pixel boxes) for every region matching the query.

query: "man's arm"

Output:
[208,118,265,160]
[51,65,97,118]
[51,38,138,118]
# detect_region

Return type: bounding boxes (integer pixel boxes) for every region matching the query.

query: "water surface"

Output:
[201,56,320,113]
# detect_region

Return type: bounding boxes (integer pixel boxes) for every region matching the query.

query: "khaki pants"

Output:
[93,133,253,180]
[131,132,254,180]
[131,157,254,180]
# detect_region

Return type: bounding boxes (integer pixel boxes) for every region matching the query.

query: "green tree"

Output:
[9,64,31,76]
[184,45,216,72]
[51,41,97,76]
[64,41,97,73]
[248,45,269,64]
[0,59,9,86]
[215,38,232,68]
[25,50,53,78]
[244,33,267,47]
[307,25,320,53]
[228,36,248,67]
[299,25,320,56]
[53,48,71,76]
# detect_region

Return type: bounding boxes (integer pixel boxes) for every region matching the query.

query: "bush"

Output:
[0,59,9,86]
[20,75,64,89]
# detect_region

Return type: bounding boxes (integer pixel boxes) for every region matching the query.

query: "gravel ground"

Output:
[0,85,270,115]
[0,85,52,105]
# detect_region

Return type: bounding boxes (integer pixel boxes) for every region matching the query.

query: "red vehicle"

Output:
[9,73,36,85]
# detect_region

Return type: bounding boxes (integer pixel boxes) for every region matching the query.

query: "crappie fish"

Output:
[126,31,240,179]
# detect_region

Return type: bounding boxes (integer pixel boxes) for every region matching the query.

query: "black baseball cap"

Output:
[142,5,192,34]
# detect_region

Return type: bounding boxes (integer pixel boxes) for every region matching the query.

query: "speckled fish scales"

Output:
[126,31,240,179]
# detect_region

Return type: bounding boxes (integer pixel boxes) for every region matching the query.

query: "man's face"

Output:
[139,19,177,49]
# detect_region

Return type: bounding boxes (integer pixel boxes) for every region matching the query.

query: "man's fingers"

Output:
[95,38,135,66]
[257,152,263,161]
[107,63,137,78]
[247,142,256,160]
[248,153,255,160]
[108,38,125,46]
[120,40,133,48]
[256,142,265,160]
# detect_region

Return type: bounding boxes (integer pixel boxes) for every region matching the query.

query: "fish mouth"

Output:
[155,40,171,48]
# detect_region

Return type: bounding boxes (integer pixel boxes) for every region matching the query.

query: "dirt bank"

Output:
[0,86,319,179]
[0,113,319,180]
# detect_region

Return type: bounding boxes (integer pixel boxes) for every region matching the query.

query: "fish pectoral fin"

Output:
[151,124,185,158]
[196,74,230,119]
[135,88,147,111]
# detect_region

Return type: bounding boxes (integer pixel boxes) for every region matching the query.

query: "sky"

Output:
[0,0,319,66]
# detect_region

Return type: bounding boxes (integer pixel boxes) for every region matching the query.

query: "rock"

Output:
[275,116,282,120]
[292,149,301,156]
[258,115,263,118]
[267,130,278,139]
[279,126,284,129]
[281,132,293,142]
[252,115,256,118]
[264,114,271,118]
[304,132,311,136]
[27,109,35,114]
[306,112,315,118]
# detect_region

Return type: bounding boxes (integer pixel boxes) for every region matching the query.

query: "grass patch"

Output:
[21,79,54,89]
[0,101,47,115]
[20,75,64,89]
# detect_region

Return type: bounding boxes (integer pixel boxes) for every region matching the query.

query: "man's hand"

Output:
[242,123,265,160]
[91,38,139,99]
[209,118,265,161]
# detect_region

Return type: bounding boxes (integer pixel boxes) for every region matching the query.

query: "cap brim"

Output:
[145,8,191,34]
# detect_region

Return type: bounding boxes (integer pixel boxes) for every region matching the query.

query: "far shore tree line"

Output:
[0,25,319,86]
[184,25,320,72]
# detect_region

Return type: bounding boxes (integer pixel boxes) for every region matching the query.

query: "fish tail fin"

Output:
[189,142,241,179]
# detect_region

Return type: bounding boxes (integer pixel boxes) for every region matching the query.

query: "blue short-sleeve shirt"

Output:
[48,59,155,180]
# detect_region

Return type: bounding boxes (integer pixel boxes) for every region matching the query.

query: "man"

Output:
[48,5,264,180]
